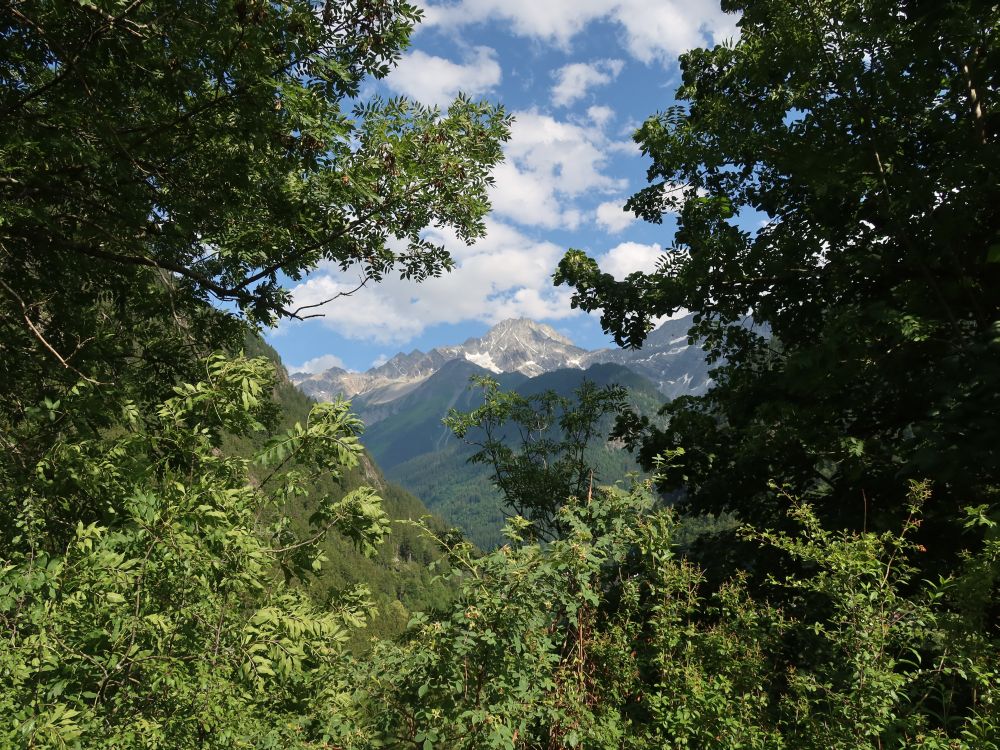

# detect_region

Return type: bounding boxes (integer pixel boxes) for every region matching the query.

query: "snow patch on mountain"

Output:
[463,350,502,373]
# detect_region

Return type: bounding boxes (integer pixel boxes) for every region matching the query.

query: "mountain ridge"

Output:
[291,315,712,404]
[288,317,713,549]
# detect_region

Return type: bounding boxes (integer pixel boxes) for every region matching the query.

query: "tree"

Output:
[0,354,394,747]
[1,0,509,414]
[351,482,1000,749]
[445,376,629,541]
[1,0,508,605]
[556,0,1000,555]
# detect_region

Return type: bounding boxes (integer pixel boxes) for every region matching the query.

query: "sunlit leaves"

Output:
[349,484,999,749]
[0,356,387,747]
[445,376,629,541]
[1,1,510,326]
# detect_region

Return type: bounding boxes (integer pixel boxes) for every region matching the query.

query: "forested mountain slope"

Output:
[357,359,664,548]
[238,335,455,644]
[290,317,706,548]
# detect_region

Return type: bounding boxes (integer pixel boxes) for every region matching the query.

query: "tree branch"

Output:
[0,277,103,384]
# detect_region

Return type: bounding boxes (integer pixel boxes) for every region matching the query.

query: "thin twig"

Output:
[286,276,370,319]
[0,278,103,384]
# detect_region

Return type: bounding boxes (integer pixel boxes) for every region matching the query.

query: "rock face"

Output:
[287,366,398,403]
[440,318,590,377]
[291,315,714,405]
[583,316,714,400]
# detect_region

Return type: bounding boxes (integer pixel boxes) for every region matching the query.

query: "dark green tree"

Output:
[352,482,1000,749]
[0,0,508,556]
[0,2,509,744]
[556,0,1000,554]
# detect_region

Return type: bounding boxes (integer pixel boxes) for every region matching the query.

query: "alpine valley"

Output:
[291,316,713,548]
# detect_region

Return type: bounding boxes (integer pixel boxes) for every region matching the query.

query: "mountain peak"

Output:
[290,313,711,403]
[481,318,576,348]
[455,318,586,377]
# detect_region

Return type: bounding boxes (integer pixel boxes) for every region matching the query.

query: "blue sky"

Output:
[268,0,740,374]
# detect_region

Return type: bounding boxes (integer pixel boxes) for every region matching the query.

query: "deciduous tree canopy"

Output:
[557,0,1000,550]
[1,1,998,747]
[1,0,509,409]
[0,2,508,745]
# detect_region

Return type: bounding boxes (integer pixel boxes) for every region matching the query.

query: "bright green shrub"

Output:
[344,483,998,749]
[0,355,388,748]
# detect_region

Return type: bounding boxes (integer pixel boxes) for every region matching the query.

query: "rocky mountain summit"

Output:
[436,318,589,377]
[583,315,714,399]
[291,315,713,404]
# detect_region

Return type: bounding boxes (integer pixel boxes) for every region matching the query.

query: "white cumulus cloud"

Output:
[290,353,347,375]
[587,105,616,128]
[420,0,738,65]
[551,59,624,107]
[490,110,626,230]
[385,46,502,107]
[595,199,636,233]
[420,0,614,48]
[613,0,737,64]
[281,219,581,344]
[598,241,663,279]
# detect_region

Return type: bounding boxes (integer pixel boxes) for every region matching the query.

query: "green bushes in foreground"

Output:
[0,356,388,748]
[350,482,998,750]
[3,355,995,747]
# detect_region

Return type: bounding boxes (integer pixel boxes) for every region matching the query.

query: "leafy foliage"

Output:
[0,2,508,743]
[2,0,509,319]
[237,334,457,645]
[0,0,510,445]
[345,483,1000,749]
[0,355,388,747]
[445,376,629,541]
[2,1,998,747]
